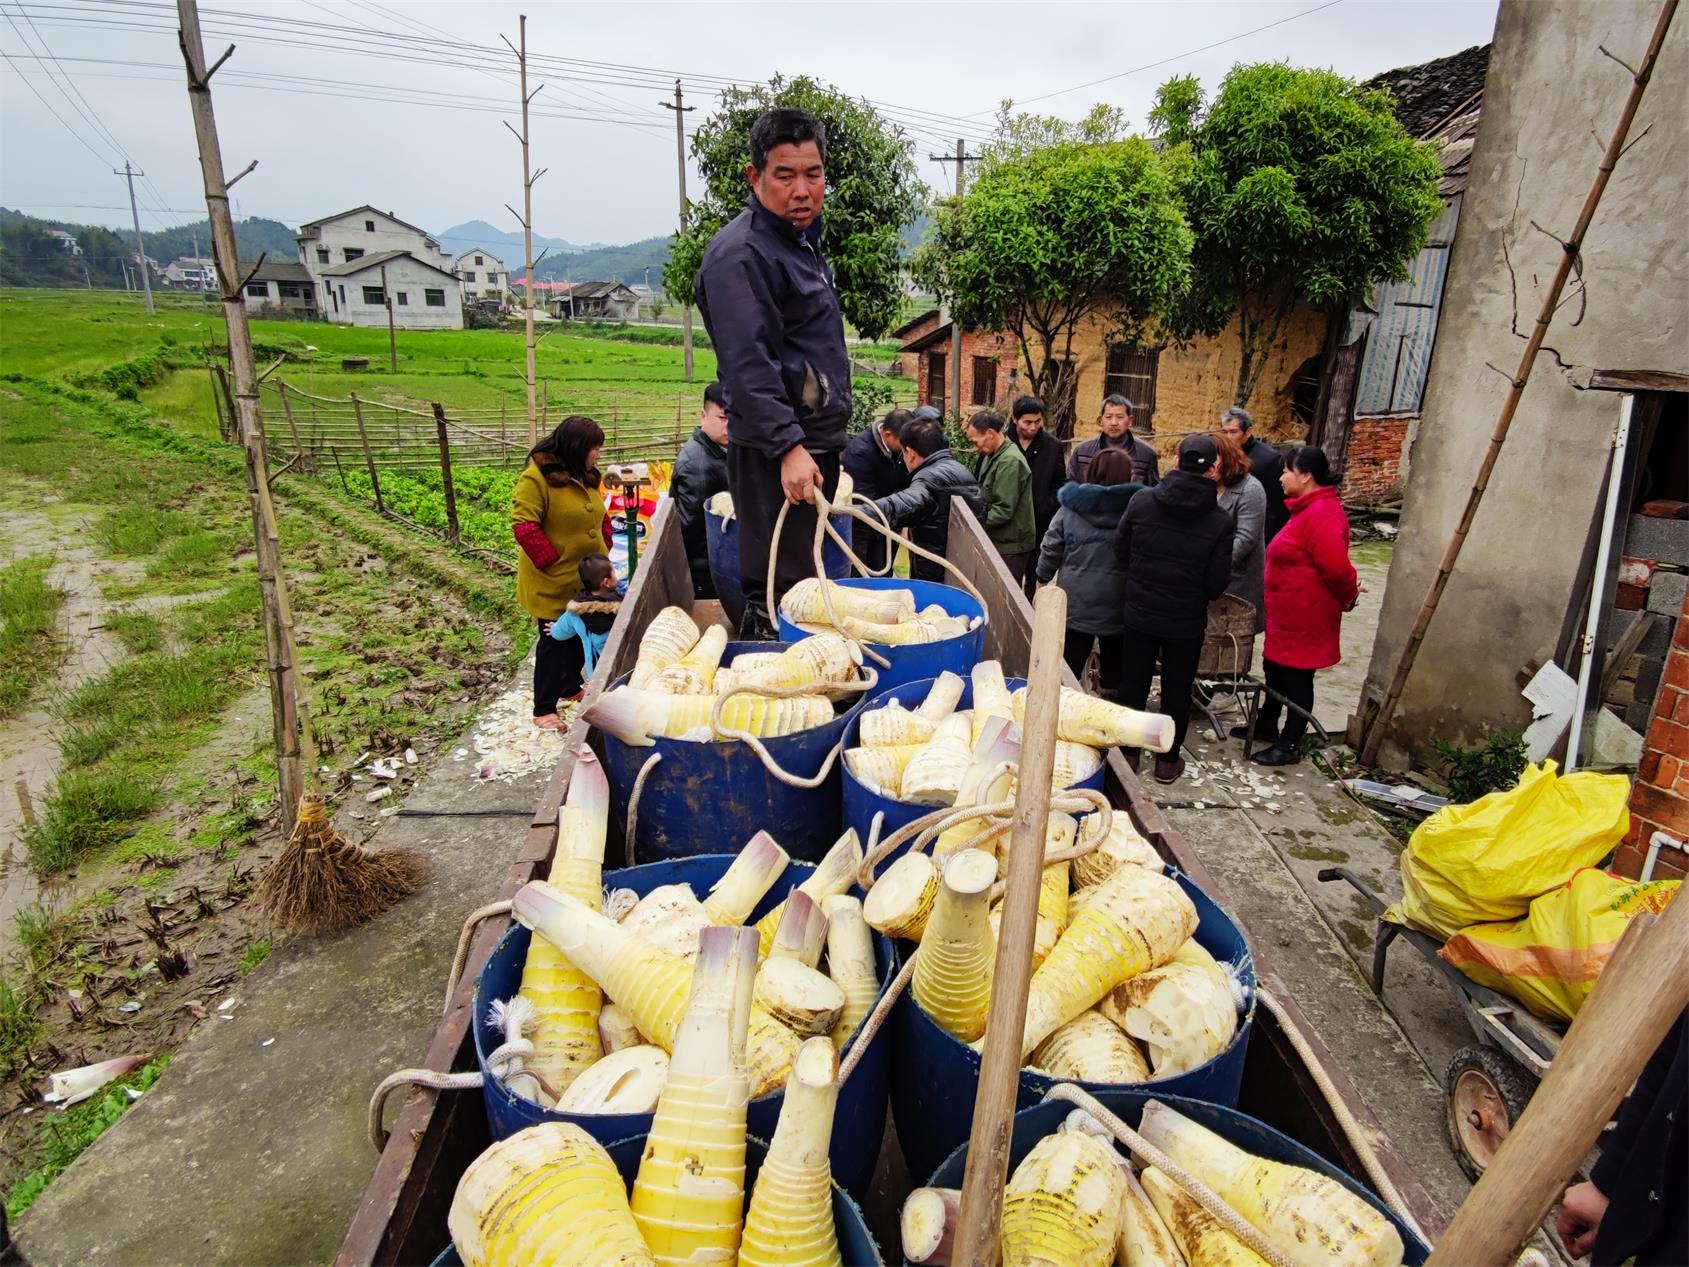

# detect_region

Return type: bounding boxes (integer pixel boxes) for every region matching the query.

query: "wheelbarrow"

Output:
[1318,866,1566,1181]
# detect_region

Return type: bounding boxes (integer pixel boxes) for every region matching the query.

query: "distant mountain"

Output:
[533,236,672,288]
[115,215,298,265]
[434,219,604,260]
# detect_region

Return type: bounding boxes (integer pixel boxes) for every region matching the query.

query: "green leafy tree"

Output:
[663,76,922,341]
[1150,64,1444,407]
[912,125,1191,438]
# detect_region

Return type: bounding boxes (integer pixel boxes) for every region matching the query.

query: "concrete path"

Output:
[15,670,554,1266]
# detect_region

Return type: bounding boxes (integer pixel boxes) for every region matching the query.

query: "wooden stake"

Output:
[177,0,306,832]
[277,381,308,473]
[953,584,1069,1265]
[1427,891,1689,1265]
[349,391,384,514]
[1361,0,1678,765]
[432,402,461,545]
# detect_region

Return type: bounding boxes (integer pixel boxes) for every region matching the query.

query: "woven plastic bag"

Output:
[1382,760,1630,939]
[1440,869,1679,1022]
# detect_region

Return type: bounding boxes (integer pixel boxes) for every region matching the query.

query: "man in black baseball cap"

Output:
[1111,429,1234,782]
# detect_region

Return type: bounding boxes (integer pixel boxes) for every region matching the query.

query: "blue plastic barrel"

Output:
[434,1130,885,1267]
[888,872,1256,1184]
[598,642,867,864]
[707,506,854,632]
[474,855,895,1200]
[776,577,985,694]
[842,675,1107,866]
[923,1092,1429,1265]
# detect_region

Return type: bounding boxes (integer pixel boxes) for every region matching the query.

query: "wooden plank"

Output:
[1588,368,1689,393]
[947,498,1034,677]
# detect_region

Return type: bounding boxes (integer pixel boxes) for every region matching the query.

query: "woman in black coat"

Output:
[1112,434,1234,784]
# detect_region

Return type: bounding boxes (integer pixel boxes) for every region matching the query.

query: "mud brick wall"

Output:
[1342,415,1415,504]
[1614,580,1689,882]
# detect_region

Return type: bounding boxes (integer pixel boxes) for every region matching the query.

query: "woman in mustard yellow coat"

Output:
[512,414,608,727]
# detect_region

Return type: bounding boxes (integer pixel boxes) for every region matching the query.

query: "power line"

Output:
[0,49,117,167]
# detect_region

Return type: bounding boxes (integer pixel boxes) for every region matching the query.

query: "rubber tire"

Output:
[1444,1043,1537,1181]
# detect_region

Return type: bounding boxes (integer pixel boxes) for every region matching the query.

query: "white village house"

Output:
[454,248,507,305]
[295,206,463,330]
[164,256,216,290]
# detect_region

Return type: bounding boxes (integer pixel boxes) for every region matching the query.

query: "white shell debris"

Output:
[470,685,570,783]
[365,787,392,803]
[404,747,418,765]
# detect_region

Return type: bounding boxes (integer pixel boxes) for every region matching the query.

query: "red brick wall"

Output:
[1341,415,1412,504]
[1613,587,1689,881]
[909,328,1020,417]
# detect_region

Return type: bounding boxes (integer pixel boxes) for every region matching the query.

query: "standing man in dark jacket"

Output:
[1013,395,1065,599]
[1220,406,1287,540]
[873,417,988,582]
[1069,394,1159,486]
[695,108,850,638]
[1112,434,1234,784]
[671,381,731,598]
[841,408,911,573]
[1557,1009,1687,1266]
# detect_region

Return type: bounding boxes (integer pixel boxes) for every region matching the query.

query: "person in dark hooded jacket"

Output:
[841,408,911,572]
[670,381,730,598]
[873,417,988,581]
[1035,447,1141,699]
[1112,434,1234,783]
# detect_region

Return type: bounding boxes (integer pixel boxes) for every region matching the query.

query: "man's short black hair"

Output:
[900,417,946,459]
[749,109,827,171]
[880,408,914,440]
[1011,395,1045,419]
[1221,405,1254,432]
[703,381,726,410]
[578,554,615,592]
[966,410,1005,433]
[1101,393,1134,415]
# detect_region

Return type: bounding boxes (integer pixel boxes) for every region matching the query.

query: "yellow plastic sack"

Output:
[1440,869,1679,1023]
[1383,761,1630,939]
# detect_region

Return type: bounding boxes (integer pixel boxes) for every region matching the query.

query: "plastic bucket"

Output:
[434,1130,884,1267]
[842,674,1107,866]
[597,642,867,864]
[473,855,895,1199]
[887,872,1255,1184]
[707,506,854,632]
[922,1091,1429,1265]
[776,577,986,694]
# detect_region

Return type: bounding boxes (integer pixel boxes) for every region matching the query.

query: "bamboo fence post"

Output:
[329,441,348,493]
[277,381,309,472]
[1360,0,1677,765]
[349,392,384,514]
[207,363,227,440]
[432,402,462,545]
[1427,893,1689,1265]
[953,585,1069,1265]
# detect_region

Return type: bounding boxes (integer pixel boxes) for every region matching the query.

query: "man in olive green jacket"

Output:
[965,410,1036,583]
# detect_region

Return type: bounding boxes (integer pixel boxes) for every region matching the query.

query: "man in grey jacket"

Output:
[873,416,988,582]
[695,108,851,637]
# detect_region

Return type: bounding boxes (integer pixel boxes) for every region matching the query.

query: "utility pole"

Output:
[930,140,982,417]
[176,0,307,833]
[381,263,397,370]
[662,79,696,380]
[503,15,548,447]
[116,160,156,315]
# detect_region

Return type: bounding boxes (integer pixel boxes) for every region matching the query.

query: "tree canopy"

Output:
[663,76,923,341]
[911,125,1191,434]
[1150,64,1444,405]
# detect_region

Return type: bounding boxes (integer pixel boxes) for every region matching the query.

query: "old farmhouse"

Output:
[295,206,463,329]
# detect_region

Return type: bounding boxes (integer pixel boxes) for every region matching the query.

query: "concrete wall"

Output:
[456,249,507,300]
[323,257,463,330]
[1359,0,1689,764]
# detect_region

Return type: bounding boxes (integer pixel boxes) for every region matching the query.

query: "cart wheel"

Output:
[1444,1044,1536,1180]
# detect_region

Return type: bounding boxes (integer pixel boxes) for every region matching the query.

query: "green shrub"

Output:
[1431,731,1529,804]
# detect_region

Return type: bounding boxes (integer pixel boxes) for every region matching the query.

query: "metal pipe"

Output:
[1566,394,1633,771]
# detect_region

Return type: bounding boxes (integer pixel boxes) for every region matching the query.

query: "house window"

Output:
[365,219,375,232]
[278,283,304,299]
[1103,344,1160,432]
[424,288,446,307]
[344,248,364,262]
[488,273,499,285]
[338,285,346,307]
[245,282,269,298]
[362,285,385,304]
[316,248,329,265]
[396,291,409,305]
[474,255,483,266]
[970,356,997,407]
[926,351,947,416]
[464,271,477,282]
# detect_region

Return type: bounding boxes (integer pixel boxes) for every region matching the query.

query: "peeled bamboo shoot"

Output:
[1000,1129,1127,1267]
[916,672,966,721]
[840,613,969,645]
[729,633,861,692]
[754,957,845,1037]
[620,884,712,959]
[1118,1166,1183,1267]
[1138,1099,1405,1267]
[1099,943,1237,1077]
[1014,686,1175,753]
[554,1045,670,1115]
[738,1038,844,1267]
[902,1187,961,1265]
[597,1003,642,1054]
[822,895,877,1047]
[766,891,829,967]
[700,831,790,926]
[900,712,975,805]
[629,606,700,689]
[911,849,998,1042]
[1072,815,1161,888]
[585,686,834,746]
[781,577,916,626]
[1140,1166,1270,1267]
[971,660,1015,747]
[1028,1011,1150,1084]
[647,624,729,694]
[753,829,863,958]
[859,705,937,748]
[862,850,938,940]
[843,744,921,797]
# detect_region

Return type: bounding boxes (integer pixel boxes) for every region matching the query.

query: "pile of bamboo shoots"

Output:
[453,924,857,1267]
[844,660,1175,803]
[503,810,875,1116]
[583,606,864,746]
[901,1098,1406,1267]
[780,578,981,646]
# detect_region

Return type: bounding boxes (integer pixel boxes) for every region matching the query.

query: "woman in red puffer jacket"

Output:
[1248,445,1358,766]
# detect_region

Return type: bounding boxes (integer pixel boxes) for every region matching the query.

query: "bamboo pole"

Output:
[432,402,461,545]
[349,392,384,514]
[1360,0,1677,766]
[177,0,306,831]
[1427,892,1689,1265]
[953,585,1069,1265]
[277,381,308,473]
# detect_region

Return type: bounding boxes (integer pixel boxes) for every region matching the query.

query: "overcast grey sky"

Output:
[1,0,1499,249]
